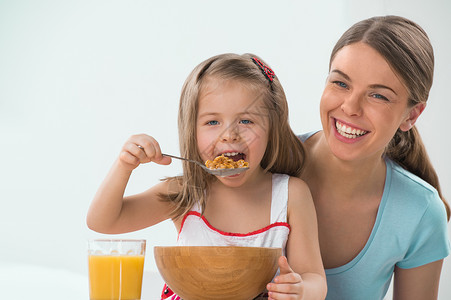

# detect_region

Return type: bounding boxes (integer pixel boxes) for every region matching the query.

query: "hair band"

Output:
[251,57,275,83]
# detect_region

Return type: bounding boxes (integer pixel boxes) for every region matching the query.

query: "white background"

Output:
[1,0,450,299]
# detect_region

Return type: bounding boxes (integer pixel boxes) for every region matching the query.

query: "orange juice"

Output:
[88,254,145,300]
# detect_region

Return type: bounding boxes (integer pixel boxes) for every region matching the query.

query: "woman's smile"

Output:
[333,118,369,142]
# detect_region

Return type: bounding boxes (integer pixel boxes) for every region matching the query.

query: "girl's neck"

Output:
[204,170,273,233]
[211,168,272,195]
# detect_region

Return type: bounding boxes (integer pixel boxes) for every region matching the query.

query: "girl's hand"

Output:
[118,134,171,171]
[267,256,304,300]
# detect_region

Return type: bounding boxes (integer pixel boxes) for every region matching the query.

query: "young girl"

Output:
[87,53,327,300]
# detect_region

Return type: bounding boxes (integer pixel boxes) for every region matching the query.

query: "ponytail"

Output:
[385,126,450,220]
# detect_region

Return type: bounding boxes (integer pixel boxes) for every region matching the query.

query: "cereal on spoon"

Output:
[205,154,249,170]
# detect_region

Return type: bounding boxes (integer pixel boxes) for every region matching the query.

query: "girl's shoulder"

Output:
[287,175,309,191]
[285,175,313,208]
[284,175,316,223]
[272,173,310,196]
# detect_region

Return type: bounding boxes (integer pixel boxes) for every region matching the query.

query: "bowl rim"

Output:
[154,245,281,250]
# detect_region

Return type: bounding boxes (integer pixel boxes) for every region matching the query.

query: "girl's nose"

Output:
[341,92,363,116]
[220,123,240,142]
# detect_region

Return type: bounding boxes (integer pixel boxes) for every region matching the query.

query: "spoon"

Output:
[137,146,249,176]
[162,153,249,177]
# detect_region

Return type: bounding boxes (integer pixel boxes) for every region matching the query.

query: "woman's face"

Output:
[196,78,269,184]
[320,42,423,162]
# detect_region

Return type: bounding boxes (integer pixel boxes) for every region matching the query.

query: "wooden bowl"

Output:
[154,246,281,300]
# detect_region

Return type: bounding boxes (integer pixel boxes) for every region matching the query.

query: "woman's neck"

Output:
[305,133,386,202]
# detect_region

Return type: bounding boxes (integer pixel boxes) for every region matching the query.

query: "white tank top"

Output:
[177,173,290,254]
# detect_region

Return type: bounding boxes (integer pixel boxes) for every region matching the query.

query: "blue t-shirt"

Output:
[299,132,450,300]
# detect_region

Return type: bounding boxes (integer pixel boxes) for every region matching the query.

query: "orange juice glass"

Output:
[88,239,146,300]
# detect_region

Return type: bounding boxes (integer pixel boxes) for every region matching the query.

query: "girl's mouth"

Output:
[220,152,246,162]
[335,119,368,139]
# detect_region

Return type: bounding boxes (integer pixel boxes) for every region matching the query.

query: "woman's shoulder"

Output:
[297,131,322,155]
[385,159,447,222]
[386,159,439,203]
[297,130,321,142]
[383,160,450,269]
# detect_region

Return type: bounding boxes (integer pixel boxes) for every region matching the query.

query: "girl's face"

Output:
[196,78,269,183]
[320,42,424,163]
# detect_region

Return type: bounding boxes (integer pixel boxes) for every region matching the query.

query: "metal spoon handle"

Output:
[162,153,205,167]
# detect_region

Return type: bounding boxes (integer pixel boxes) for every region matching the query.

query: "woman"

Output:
[299,16,450,300]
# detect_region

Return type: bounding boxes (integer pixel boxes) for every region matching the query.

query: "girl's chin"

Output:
[219,172,246,180]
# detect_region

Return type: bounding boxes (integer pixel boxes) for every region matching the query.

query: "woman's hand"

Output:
[118,134,171,171]
[267,256,304,299]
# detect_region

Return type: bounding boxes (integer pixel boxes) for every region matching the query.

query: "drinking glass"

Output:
[88,239,146,300]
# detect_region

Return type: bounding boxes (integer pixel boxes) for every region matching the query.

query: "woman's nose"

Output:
[341,92,363,116]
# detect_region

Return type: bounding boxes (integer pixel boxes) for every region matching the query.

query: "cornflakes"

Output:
[205,154,249,169]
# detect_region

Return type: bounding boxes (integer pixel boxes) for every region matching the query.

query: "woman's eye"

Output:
[207,120,219,125]
[371,93,389,101]
[333,81,348,88]
[239,119,253,125]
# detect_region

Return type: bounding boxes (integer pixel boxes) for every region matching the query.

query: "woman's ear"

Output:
[399,102,426,131]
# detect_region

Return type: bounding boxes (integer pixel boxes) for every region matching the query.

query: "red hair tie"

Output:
[251,57,275,82]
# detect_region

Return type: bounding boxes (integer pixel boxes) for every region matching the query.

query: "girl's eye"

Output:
[333,81,348,88]
[207,120,219,125]
[239,119,253,125]
[371,93,389,101]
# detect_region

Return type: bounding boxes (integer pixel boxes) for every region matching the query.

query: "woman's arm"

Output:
[393,260,444,300]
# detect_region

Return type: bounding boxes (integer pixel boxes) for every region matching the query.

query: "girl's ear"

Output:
[399,102,426,132]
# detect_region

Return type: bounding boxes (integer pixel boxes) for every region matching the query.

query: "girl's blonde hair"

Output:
[161,53,305,220]
[331,15,449,220]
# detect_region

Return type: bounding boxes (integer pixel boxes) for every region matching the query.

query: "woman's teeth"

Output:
[335,120,367,139]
